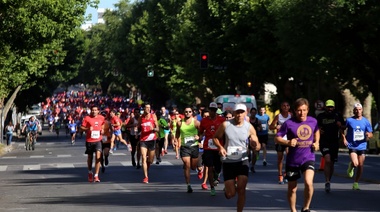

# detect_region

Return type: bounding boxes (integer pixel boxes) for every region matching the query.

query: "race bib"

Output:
[261,124,267,131]
[227,146,245,161]
[207,139,217,149]
[91,130,100,139]
[70,126,76,132]
[184,136,195,147]
[354,129,364,141]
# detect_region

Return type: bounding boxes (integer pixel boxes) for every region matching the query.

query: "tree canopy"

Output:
[2,0,380,116]
[76,0,379,112]
[0,0,96,112]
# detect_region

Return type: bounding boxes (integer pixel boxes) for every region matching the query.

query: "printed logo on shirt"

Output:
[297,124,312,140]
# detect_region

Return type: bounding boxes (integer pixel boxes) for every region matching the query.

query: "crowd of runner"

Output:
[34,90,373,212]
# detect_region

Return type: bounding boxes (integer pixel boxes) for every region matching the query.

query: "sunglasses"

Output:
[184,111,192,113]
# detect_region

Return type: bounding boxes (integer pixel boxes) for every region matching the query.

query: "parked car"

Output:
[26,104,41,118]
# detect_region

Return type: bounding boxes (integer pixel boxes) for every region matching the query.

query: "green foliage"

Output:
[0,0,93,108]
[64,0,380,112]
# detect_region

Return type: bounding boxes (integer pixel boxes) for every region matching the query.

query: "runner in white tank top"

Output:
[269,101,291,184]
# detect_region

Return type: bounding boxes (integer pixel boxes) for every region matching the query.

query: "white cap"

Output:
[234,103,247,112]
[354,103,362,109]
[209,102,218,109]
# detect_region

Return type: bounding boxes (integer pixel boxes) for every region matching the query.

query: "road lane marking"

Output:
[57,155,71,157]
[23,165,40,170]
[54,163,75,168]
[30,155,44,158]
[0,166,7,171]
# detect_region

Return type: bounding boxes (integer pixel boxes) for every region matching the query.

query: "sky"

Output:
[85,0,120,23]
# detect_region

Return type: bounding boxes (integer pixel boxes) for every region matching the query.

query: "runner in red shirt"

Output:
[137,103,159,183]
[199,102,226,195]
[81,105,105,183]
[109,110,128,153]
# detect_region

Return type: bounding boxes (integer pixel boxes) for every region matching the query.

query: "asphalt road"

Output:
[0,129,378,212]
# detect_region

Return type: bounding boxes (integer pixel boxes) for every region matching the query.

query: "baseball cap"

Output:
[209,102,218,109]
[234,103,247,112]
[354,103,362,109]
[325,99,335,107]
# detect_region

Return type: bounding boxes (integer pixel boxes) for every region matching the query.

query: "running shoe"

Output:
[250,166,256,173]
[164,150,168,154]
[88,172,93,183]
[105,157,109,166]
[301,208,310,212]
[352,182,360,190]
[278,175,284,184]
[109,150,114,154]
[213,179,220,187]
[325,182,331,193]
[161,149,165,156]
[156,160,160,165]
[263,160,267,166]
[198,169,203,179]
[143,177,149,184]
[201,183,208,190]
[347,162,354,178]
[213,171,220,186]
[210,187,216,196]
[187,185,193,193]
[136,164,141,169]
[94,176,100,182]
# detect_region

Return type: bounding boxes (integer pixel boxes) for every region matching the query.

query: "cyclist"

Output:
[48,114,54,132]
[22,116,40,150]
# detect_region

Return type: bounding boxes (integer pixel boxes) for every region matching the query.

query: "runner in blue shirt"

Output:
[342,103,373,190]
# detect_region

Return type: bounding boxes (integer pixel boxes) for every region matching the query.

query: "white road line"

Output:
[120,162,132,166]
[23,165,41,170]
[0,166,7,171]
[159,161,174,165]
[1,156,17,159]
[30,155,44,158]
[54,163,75,168]
[57,155,71,158]
[112,153,127,156]
[275,199,286,202]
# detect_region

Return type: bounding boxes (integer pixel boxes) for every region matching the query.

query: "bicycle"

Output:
[25,131,37,151]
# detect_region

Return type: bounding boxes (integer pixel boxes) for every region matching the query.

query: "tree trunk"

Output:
[1,85,22,144]
[342,88,372,124]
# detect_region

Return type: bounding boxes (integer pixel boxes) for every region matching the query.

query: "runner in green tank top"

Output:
[176,106,200,193]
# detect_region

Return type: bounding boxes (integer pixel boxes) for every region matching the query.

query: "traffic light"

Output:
[200,53,209,69]
[147,70,154,77]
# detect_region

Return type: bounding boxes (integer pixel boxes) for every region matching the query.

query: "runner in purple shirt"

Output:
[275,98,320,212]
